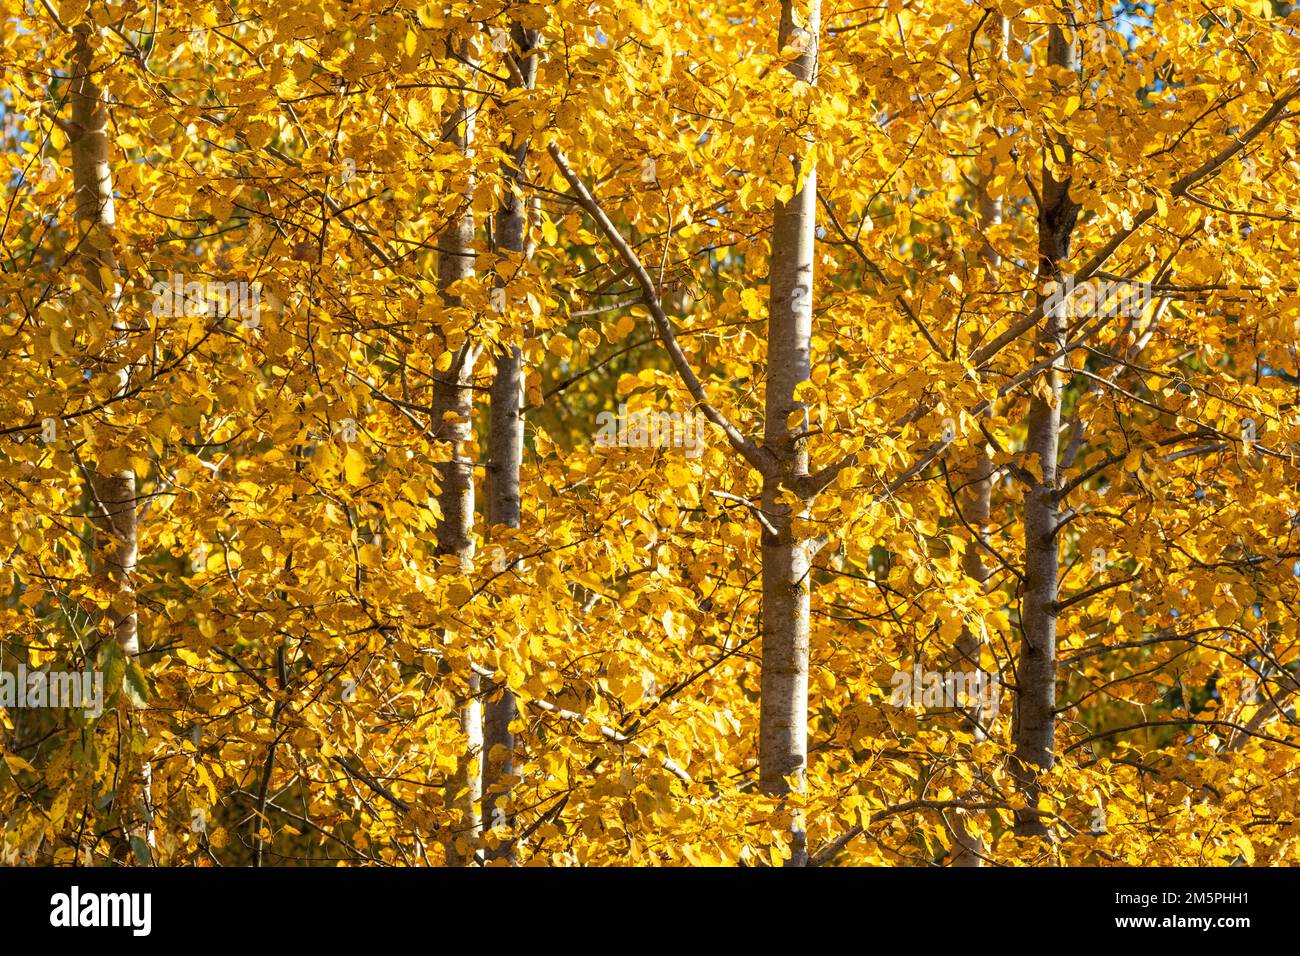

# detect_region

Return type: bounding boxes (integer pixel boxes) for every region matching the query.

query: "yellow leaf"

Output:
[344,446,366,486]
[4,754,36,775]
[1235,836,1255,865]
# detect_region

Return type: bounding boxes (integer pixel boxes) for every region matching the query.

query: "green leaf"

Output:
[97,640,126,707]
[130,834,153,866]
[123,660,153,709]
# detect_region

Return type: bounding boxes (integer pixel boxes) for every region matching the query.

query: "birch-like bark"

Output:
[1012,13,1080,839]
[434,51,482,865]
[948,12,1010,868]
[760,0,820,867]
[482,24,538,862]
[947,196,998,864]
[68,21,152,859]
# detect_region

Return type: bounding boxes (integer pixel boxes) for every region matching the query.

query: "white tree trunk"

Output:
[68,21,152,860]
[949,12,1009,868]
[434,56,482,865]
[482,25,539,863]
[760,0,820,868]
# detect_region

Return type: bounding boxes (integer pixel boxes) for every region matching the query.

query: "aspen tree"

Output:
[758,0,821,867]
[435,39,483,866]
[67,19,153,862]
[948,10,1011,868]
[482,23,540,863]
[1012,10,1081,839]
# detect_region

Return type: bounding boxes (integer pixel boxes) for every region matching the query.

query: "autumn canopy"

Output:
[1,0,1298,867]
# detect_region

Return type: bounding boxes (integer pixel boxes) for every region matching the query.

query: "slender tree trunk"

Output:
[949,11,1010,868]
[68,22,153,861]
[481,347,520,857]
[948,434,993,865]
[1012,13,1079,839]
[949,379,994,862]
[760,0,820,868]
[434,52,482,865]
[482,24,538,863]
